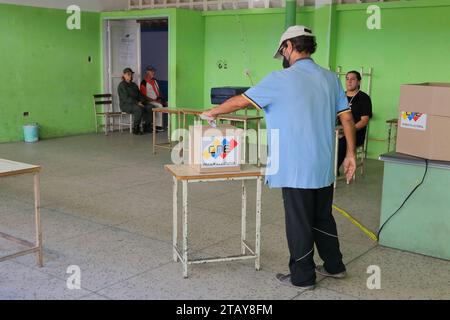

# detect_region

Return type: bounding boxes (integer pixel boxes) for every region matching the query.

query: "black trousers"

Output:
[121,104,154,128]
[282,186,345,286]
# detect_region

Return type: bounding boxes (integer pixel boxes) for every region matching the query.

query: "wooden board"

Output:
[165,164,263,181]
[153,108,180,114]
[0,159,41,177]
[178,108,263,121]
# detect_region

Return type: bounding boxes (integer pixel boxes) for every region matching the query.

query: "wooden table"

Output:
[152,107,182,154]
[0,159,43,266]
[165,164,264,278]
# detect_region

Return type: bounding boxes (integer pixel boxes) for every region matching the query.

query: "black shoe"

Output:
[132,126,143,135]
[143,124,153,133]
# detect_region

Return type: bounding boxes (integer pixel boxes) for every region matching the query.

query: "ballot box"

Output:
[188,124,243,173]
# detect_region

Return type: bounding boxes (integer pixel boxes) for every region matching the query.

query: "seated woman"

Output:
[337,71,373,173]
[117,67,154,135]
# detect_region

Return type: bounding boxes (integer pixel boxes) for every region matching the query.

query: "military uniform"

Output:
[117,80,154,134]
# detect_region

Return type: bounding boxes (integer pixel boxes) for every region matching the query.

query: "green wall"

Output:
[3,0,449,157]
[203,9,313,108]
[201,0,450,158]
[0,4,101,143]
[333,0,450,158]
[175,9,205,109]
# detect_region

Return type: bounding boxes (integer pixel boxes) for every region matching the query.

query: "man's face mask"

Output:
[282,56,290,69]
[280,45,291,69]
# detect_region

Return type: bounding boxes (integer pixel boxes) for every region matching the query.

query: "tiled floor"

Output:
[0,133,448,299]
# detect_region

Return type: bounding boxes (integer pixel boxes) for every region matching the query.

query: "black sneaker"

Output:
[132,127,143,135]
[315,265,347,279]
[275,273,315,290]
[142,125,152,134]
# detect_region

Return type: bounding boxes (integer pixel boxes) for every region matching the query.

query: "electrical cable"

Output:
[377,158,429,239]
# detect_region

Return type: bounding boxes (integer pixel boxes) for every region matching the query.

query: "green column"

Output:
[285,0,296,29]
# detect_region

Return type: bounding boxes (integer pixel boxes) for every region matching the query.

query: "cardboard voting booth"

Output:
[396,83,450,161]
[189,124,243,173]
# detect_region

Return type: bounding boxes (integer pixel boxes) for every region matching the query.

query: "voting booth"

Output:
[396,83,450,161]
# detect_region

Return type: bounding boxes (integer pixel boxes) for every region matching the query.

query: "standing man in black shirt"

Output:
[337,70,372,172]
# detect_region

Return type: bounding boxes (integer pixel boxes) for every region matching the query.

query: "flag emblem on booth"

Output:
[202,137,238,160]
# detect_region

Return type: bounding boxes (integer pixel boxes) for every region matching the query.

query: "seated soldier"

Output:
[117,67,154,135]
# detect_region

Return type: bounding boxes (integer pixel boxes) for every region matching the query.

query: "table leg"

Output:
[34,173,43,267]
[182,180,188,278]
[241,180,247,255]
[178,111,182,142]
[257,119,261,167]
[173,177,178,262]
[387,123,392,152]
[243,120,248,164]
[255,176,262,271]
[153,111,157,154]
[168,112,171,144]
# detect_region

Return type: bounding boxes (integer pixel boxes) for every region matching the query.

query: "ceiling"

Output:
[0,0,407,12]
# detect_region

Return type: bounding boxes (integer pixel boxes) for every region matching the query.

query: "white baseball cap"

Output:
[273,25,315,59]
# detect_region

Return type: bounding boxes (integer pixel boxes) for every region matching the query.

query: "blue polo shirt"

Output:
[242,59,350,189]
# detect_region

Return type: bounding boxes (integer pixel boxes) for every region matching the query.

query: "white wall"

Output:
[0,0,128,12]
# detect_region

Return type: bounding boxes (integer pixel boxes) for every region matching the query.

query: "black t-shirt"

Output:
[347,91,372,143]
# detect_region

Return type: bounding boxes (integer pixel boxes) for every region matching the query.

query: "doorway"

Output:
[103,17,169,130]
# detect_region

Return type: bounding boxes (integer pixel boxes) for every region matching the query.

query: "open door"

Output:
[106,20,141,113]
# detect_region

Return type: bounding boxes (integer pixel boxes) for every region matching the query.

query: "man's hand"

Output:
[138,102,144,107]
[200,95,251,120]
[342,155,356,184]
[200,110,216,119]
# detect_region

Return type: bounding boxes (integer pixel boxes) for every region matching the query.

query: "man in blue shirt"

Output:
[201,25,356,289]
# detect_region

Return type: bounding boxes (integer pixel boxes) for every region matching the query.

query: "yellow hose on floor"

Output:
[332,204,378,243]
